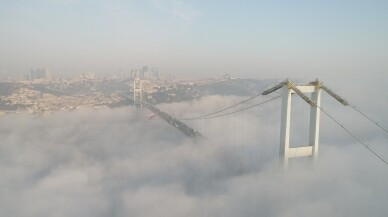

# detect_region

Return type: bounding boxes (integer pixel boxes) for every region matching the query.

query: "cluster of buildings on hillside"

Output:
[0,65,240,115]
[0,86,123,115]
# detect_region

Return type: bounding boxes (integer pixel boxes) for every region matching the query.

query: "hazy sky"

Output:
[1,0,388,79]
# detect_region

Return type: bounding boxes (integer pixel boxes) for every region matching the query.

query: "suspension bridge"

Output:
[133,78,388,168]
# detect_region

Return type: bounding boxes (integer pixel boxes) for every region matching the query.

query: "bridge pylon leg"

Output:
[133,78,143,108]
[279,81,322,168]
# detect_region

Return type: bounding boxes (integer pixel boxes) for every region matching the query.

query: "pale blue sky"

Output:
[1,0,387,79]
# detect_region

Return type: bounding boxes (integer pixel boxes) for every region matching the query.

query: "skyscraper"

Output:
[29,68,52,81]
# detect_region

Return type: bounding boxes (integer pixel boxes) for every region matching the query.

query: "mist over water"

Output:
[1,82,387,217]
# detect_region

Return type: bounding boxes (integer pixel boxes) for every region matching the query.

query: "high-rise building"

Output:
[131,65,161,80]
[142,65,148,73]
[29,68,52,81]
[152,67,160,80]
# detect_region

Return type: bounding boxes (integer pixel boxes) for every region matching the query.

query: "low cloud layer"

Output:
[1,89,388,216]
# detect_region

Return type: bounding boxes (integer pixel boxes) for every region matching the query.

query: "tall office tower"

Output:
[42,68,52,80]
[139,69,145,79]
[142,65,148,73]
[152,68,160,80]
[29,69,36,80]
[29,68,52,81]
[130,69,135,79]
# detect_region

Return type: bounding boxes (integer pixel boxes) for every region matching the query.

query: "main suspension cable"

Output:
[318,105,388,166]
[200,95,281,120]
[180,94,265,120]
[177,81,286,120]
[349,104,388,135]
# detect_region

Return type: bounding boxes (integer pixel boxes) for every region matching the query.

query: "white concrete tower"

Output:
[279,81,322,168]
[133,78,143,108]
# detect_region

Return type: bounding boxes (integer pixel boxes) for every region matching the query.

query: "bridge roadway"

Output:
[141,101,202,138]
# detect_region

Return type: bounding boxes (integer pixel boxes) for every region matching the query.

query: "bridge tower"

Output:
[133,78,143,108]
[279,81,322,168]
[263,79,348,168]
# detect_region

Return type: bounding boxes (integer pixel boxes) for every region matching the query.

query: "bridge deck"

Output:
[142,101,201,138]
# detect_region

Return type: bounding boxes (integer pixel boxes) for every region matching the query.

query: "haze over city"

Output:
[1,1,388,217]
[1,0,388,79]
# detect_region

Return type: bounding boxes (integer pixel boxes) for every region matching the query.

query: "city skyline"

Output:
[1,0,388,80]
